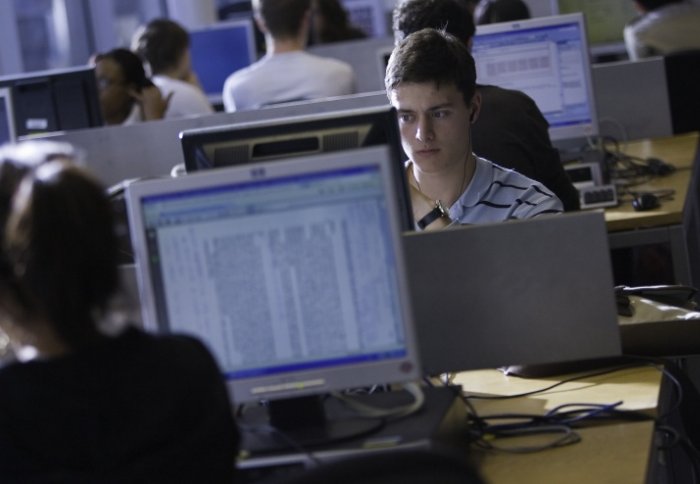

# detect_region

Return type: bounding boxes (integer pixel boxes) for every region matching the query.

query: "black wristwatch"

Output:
[416,200,449,230]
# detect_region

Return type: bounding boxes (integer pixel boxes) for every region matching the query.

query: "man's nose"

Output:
[416,116,434,143]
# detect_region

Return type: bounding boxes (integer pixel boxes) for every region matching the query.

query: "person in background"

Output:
[92,48,172,125]
[223,0,356,111]
[464,0,479,14]
[310,0,367,44]
[132,18,214,119]
[473,0,531,24]
[393,0,579,211]
[0,141,239,482]
[624,0,700,60]
[386,28,563,229]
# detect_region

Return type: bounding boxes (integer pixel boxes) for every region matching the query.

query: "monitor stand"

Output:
[263,394,384,448]
[237,385,469,480]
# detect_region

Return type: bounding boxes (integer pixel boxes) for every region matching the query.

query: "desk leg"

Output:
[648,358,700,483]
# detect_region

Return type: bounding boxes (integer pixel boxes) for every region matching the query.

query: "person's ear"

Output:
[469,92,482,124]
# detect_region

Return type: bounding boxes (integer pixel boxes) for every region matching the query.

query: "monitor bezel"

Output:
[188,18,258,105]
[0,87,17,144]
[474,13,600,143]
[126,146,421,404]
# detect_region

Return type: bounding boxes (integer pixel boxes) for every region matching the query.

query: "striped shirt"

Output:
[448,155,563,224]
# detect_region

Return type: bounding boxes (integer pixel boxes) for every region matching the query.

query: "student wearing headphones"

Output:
[386,29,563,230]
[393,0,580,212]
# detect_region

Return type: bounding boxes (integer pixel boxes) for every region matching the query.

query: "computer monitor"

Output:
[126,146,420,440]
[551,0,638,59]
[472,13,599,144]
[0,66,102,138]
[0,87,16,145]
[179,105,414,231]
[189,19,257,105]
[342,0,388,38]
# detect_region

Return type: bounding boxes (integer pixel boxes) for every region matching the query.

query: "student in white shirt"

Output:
[133,19,214,119]
[222,0,356,112]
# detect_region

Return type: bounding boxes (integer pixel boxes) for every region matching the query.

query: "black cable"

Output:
[463,362,648,400]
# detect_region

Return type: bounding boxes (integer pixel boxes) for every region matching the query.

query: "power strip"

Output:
[564,162,618,210]
[578,184,618,209]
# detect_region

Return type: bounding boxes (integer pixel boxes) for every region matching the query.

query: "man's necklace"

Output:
[411,156,471,230]
[412,156,470,207]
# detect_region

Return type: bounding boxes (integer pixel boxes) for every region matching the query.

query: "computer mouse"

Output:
[632,193,660,211]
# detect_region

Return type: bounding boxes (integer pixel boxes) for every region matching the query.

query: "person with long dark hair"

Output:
[0,141,240,482]
[92,48,172,125]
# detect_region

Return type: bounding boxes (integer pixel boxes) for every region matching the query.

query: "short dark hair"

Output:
[94,48,152,89]
[134,18,190,74]
[4,156,119,350]
[634,0,682,10]
[254,0,312,39]
[385,28,477,106]
[393,0,475,45]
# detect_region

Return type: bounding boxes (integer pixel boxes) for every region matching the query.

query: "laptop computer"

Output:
[403,211,622,375]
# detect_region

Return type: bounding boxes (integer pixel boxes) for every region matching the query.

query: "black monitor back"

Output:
[179,106,413,230]
[0,66,103,137]
[665,50,700,135]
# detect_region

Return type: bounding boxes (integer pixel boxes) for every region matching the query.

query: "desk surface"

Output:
[454,367,662,483]
[605,132,698,232]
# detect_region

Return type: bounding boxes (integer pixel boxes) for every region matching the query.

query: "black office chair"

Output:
[272,449,484,484]
[664,50,700,135]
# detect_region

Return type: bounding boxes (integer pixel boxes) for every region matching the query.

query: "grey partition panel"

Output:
[308,36,395,93]
[35,91,391,187]
[404,212,621,374]
[592,57,673,141]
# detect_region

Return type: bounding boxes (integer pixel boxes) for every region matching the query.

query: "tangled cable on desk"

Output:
[446,362,683,455]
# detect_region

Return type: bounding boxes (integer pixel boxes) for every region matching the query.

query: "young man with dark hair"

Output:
[133,18,214,119]
[473,0,531,25]
[624,0,700,60]
[386,28,562,229]
[223,0,356,111]
[393,0,580,212]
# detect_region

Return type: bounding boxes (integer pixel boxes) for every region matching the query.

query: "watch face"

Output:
[435,200,448,216]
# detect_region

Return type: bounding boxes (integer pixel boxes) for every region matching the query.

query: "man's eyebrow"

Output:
[426,102,454,111]
[397,102,454,112]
